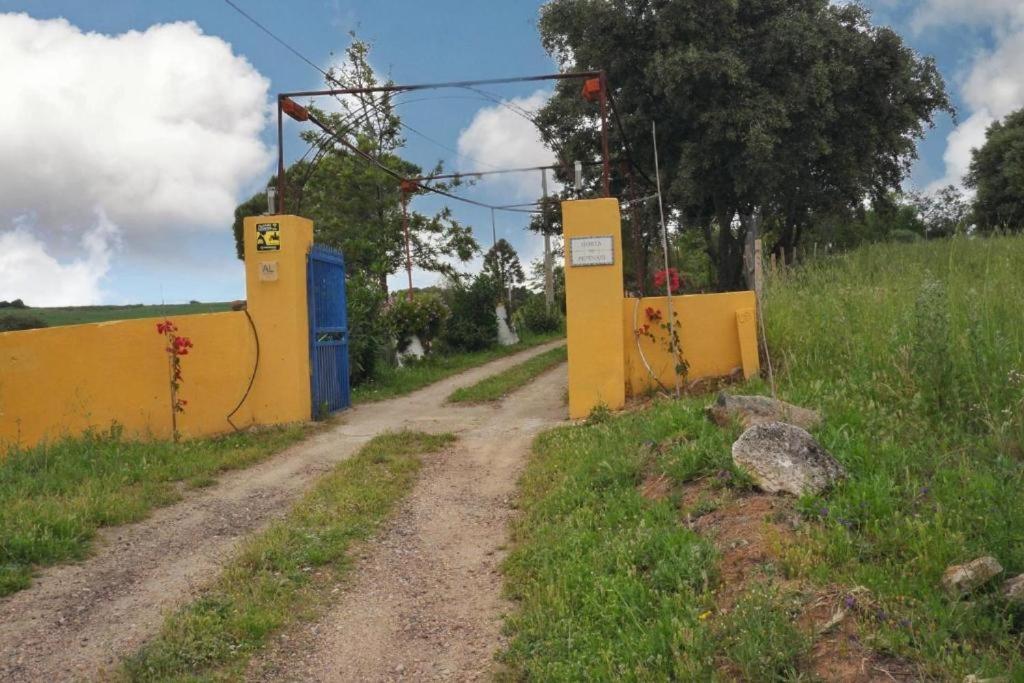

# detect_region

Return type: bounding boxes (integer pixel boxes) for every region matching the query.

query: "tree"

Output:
[967,108,1024,232]
[535,0,951,289]
[482,238,525,310]
[232,39,479,289]
[911,185,970,238]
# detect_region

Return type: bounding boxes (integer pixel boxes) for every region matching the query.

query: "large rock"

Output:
[707,393,822,431]
[1000,574,1024,604]
[941,556,1003,595]
[731,422,845,496]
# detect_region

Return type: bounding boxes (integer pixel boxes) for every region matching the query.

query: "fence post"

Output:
[753,238,763,299]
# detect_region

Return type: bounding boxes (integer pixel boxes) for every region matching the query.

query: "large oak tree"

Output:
[535,0,951,289]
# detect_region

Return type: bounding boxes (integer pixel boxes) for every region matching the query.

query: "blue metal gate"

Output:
[307,244,350,416]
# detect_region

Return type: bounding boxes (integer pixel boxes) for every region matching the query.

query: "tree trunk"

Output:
[714,205,745,291]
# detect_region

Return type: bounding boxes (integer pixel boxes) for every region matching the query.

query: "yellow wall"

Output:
[0,215,315,449]
[562,198,626,419]
[623,292,759,396]
[0,312,256,446]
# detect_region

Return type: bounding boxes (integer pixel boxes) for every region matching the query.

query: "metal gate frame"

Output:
[307,244,350,416]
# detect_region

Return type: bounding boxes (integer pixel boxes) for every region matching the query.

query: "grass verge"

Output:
[0,424,310,597]
[2,302,232,328]
[351,331,563,404]
[448,345,566,403]
[119,430,455,681]
[502,236,1024,680]
[500,400,732,680]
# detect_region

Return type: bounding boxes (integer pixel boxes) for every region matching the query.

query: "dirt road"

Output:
[0,341,566,682]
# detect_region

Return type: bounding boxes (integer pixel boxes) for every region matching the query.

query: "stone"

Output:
[941,556,1003,595]
[1000,574,1024,604]
[706,393,822,431]
[731,422,846,496]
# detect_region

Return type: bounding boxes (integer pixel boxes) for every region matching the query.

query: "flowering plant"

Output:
[634,304,690,381]
[653,268,683,294]
[156,320,193,440]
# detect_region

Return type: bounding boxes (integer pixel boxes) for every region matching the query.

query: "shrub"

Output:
[889,228,922,243]
[514,294,563,334]
[441,275,498,352]
[384,293,450,354]
[0,299,27,309]
[346,273,389,386]
[0,314,47,331]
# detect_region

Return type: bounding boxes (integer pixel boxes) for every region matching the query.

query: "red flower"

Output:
[653,268,683,293]
[645,307,662,322]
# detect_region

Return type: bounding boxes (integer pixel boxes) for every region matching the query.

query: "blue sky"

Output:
[0,1,1020,305]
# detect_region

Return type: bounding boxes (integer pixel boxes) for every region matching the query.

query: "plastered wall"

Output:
[0,215,314,449]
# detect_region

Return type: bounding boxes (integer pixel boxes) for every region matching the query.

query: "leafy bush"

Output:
[441,275,498,352]
[0,314,47,332]
[384,293,450,354]
[889,228,922,243]
[346,272,389,385]
[0,299,27,309]
[514,294,563,334]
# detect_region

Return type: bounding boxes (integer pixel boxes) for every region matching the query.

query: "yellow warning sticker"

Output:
[256,222,281,251]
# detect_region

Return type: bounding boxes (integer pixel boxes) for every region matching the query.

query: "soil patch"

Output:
[679,481,919,681]
[249,365,567,681]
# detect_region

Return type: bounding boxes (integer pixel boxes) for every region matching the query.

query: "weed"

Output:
[448,345,566,403]
[718,585,809,680]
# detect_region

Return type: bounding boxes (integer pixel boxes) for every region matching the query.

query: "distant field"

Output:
[1,302,234,328]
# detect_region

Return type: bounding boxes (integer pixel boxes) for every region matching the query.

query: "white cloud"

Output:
[0,13,272,304]
[928,27,1024,190]
[911,0,1024,31]
[0,210,118,306]
[908,0,1024,191]
[456,90,557,200]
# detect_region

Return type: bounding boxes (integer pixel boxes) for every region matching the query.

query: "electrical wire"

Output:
[306,111,539,214]
[222,0,332,80]
[226,307,260,431]
[222,0,652,211]
[222,0,510,172]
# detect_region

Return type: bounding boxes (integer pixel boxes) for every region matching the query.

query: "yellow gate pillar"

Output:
[562,198,626,419]
[242,214,314,424]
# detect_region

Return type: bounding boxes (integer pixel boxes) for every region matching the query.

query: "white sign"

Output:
[259,261,279,282]
[569,236,614,267]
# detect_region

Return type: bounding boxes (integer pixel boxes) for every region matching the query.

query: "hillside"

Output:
[0,302,233,328]
[502,235,1024,680]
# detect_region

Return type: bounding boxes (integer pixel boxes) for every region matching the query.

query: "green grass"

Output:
[448,345,567,403]
[0,302,232,328]
[119,430,455,681]
[502,235,1024,679]
[0,424,310,597]
[762,235,1024,678]
[500,400,731,680]
[351,331,564,404]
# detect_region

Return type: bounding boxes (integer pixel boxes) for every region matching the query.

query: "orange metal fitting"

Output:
[280,97,309,122]
[581,77,602,102]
